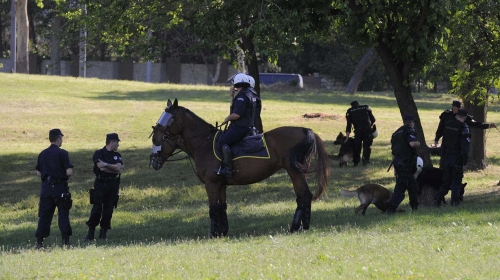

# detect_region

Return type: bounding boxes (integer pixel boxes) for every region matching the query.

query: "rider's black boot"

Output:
[217,144,233,178]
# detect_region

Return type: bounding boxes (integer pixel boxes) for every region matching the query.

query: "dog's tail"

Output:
[340,189,358,198]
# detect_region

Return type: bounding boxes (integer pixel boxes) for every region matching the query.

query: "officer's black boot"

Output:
[217,144,233,178]
[83,227,95,241]
[386,206,397,215]
[99,228,107,239]
[36,237,44,250]
[434,199,442,208]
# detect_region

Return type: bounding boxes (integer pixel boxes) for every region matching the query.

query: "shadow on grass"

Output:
[2,140,500,251]
[1,187,499,252]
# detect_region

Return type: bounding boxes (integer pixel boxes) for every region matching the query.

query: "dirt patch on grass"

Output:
[302,112,342,120]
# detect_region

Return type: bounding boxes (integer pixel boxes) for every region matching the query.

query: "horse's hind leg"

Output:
[289,173,313,232]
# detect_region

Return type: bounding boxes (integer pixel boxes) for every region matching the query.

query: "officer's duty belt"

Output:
[96,176,119,182]
[43,178,68,186]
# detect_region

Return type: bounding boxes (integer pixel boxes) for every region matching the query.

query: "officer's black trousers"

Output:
[35,183,72,238]
[86,181,119,230]
[435,154,463,203]
[388,172,419,210]
[353,127,373,164]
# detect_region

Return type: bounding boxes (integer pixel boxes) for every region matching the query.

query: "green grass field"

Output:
[1,73,500,279]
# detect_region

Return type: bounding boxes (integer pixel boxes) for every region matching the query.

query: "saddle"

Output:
[213,131,270,161]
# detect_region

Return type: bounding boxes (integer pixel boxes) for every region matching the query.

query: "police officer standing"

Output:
[434,100,496,168]
[35,129,74,249]
[216,73,261,178]
[434,109,471,207]
[83,133,124,241]
[345,101,376,166]
[387,114,420,214]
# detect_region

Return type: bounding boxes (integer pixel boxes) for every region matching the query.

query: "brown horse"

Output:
[150,99,329,237]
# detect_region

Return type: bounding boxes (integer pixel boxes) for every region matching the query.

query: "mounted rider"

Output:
[216,73,262,178]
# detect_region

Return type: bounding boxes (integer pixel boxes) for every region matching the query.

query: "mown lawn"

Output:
[1,73,500,279]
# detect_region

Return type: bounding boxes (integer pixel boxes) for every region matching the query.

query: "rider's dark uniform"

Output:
[345,101,376,166]
[217,87,261,178]
[387,115,419,214]
[35,130,74,247]
[434,110,470,207]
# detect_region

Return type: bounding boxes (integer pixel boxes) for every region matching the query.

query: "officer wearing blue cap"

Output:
[83,133,124,241]
[35,128,74,249]
[345,100,376,166]
[434,109,470,207]
[387,114,420,214]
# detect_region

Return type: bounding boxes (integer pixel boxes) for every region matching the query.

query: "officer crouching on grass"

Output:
[35,128,74,249]
[83,133,124,241]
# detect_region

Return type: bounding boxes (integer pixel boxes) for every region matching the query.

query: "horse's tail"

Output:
[289,128,329,201]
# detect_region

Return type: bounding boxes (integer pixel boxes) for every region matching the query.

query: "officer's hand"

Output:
[433,141,438,147]
[490,123,497,129]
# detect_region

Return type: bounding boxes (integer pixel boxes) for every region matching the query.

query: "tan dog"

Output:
[341,183,394,215]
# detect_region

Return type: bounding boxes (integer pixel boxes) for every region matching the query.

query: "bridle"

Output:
[149,109,217,168]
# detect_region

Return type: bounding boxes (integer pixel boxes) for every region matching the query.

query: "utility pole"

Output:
[10,0,16,73]
[79,4,87,77]
[146,29,152,82]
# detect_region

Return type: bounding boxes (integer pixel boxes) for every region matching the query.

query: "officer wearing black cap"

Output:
[387,114,420,214]
[83,133,124,241]
[345,101,376,166]
[434,100,496,168]
[35,128,74,249]
[434,109,470,207]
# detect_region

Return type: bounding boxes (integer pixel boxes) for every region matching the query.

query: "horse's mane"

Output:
[169,106,215,129]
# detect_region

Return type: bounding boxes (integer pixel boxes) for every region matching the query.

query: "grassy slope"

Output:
[1,73,500,279]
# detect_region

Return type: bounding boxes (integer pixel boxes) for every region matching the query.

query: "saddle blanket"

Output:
[213,131,270,161]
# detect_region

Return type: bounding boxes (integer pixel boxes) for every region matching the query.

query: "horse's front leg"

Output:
[218,185,228,237]
[206,183,222,238]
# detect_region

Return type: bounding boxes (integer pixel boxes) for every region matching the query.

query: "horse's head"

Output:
[150,99,184,170]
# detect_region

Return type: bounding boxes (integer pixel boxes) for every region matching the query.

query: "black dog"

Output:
[333,132,354,167]
[416,166,467,202]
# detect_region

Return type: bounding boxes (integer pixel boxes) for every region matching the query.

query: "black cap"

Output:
[106,133,120,142]
[403,114,416,122]
[452,100,462,108]
[350,101,359,107]
[49,129,64,138]
[457,109,468,116]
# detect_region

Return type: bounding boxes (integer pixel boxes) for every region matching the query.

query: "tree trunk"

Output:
[375,43,432,167]
[50,16,62,75]
[464,99,488,170]
[202,54,222,85]
[345,48,377,94]
[15,0,29,73]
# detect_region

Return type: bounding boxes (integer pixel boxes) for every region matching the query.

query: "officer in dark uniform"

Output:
[387,114,420,214]
[434,100,496,168]
[345,101,376,166]
[83,133,124,241]
[216,73,262,178]
[434,109,471,207]
[35,128,74,249]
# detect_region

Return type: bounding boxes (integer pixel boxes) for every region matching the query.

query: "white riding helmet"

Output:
[413,157,423,178]
[233,73,250,88]
[247,75,255,88]
[372,130,378,139]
